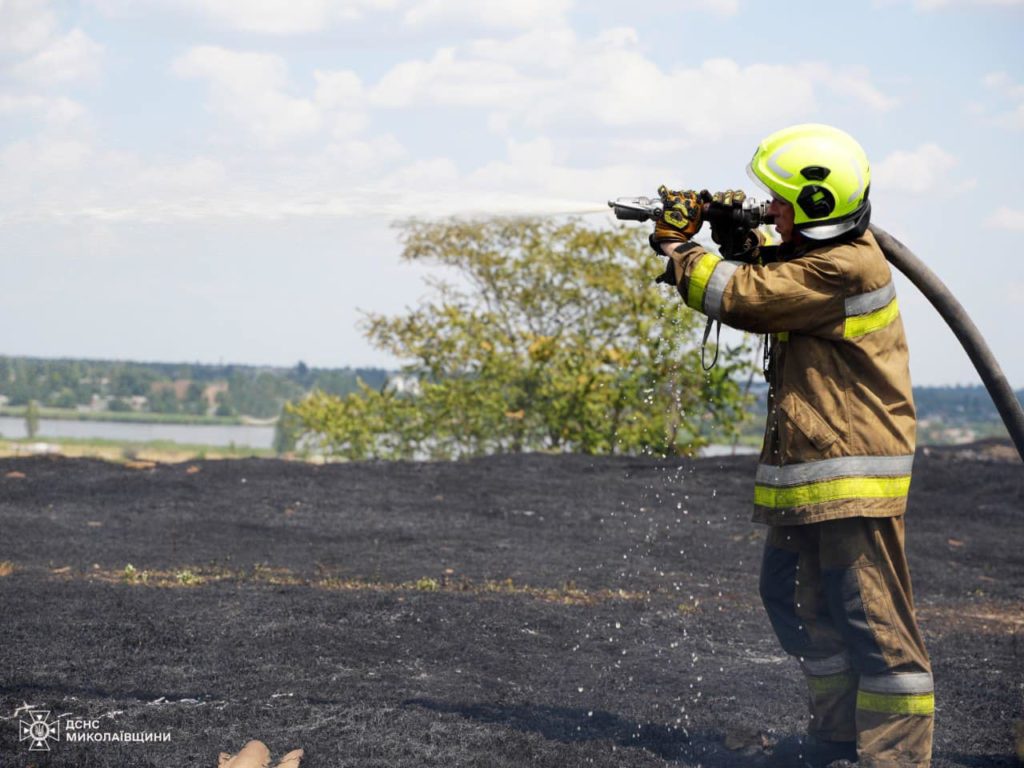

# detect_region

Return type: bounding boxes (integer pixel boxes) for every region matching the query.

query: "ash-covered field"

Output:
[0,449,1021,767]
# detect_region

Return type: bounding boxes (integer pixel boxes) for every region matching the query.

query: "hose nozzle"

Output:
[610,194,775,228]
[608,197,663,222]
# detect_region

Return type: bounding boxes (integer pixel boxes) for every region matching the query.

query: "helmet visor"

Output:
[745,162,778,200]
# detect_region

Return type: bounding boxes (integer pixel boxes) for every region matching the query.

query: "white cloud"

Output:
[0,0,58,56]
[986,206,1024,231]
[0,1,103,86]
[872,143,958,194]
[912,0,1024,7]
[0,1,101,150]
[313,69,371,138]
[982,71,1024,99]
[403,0,574,29]
[173,46,323,146]
[831,68,898,111]
[91,0,400,34]
[184,0,338,34]
[12,28,104,84]
[370,46,532,109]
[313,70,364,110]
[172,47,389,146]
[0,93,85,125]
[680,0,740,14]
[368,28,895,139]
[875,0,1024,8]
[981,71,1024,128]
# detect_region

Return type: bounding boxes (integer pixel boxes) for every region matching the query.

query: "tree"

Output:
[290,217,754,459]
[25,399,40,439]
[273,405,303,455]
[214,390,236,417]
[184,381,207,416]
[149,387,180,414]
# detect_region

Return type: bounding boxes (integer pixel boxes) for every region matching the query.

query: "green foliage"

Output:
[25,399,40,439]
[149,387,181,414]
[0,355,388,420]
[914,384,1024,422]
[291,217,754,459]
[272,405,303,455]
[108,397,132,412]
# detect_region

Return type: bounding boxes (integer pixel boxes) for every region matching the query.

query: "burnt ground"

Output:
[0,449,1021,767]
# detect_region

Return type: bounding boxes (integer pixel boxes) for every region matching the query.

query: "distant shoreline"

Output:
[0,405,249,426]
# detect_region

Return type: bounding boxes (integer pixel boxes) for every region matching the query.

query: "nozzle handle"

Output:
[608,197,663,222]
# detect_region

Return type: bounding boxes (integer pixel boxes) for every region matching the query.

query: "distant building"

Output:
[88,393,112,411]
[203,381,229,410]
[150,379,192,400]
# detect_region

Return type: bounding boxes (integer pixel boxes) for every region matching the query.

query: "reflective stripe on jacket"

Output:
[667,229,916,525]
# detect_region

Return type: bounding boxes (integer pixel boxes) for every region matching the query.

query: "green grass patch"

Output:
[0,406,245,426]
[0,435,275,460]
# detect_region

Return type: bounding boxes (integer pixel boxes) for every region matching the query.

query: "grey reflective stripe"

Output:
[845,281,896,317]
[703,260,739,320]
[860,672,934,695]
[800,219,859,240]
[802,653,850,676]
[847,153,865,203]
[767,144,795,179]
[756,454,915,488]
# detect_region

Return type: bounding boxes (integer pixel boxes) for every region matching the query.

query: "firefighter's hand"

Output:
[707,188,758,261]
[707,188,747,245]
[711,189,745,208]
[652,186,703,244]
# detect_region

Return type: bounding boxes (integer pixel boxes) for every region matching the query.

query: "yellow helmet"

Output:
[746,123,871,240]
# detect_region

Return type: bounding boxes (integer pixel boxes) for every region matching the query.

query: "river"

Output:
[0,417,275,449]
[0,416,759,456]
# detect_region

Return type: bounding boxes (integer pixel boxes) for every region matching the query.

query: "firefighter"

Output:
[651,124,933,767]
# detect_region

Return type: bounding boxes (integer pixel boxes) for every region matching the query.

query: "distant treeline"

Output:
[735,382,1020,446]
[0,356,389,419]
[1,354,1019,429]
[912,384,1024,423]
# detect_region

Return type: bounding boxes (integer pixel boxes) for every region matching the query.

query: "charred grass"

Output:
[0,451,1021,766]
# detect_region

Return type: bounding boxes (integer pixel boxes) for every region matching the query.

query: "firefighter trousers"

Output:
[759,516,933,767]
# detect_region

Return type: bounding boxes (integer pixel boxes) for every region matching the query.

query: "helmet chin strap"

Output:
[799,201,872,242]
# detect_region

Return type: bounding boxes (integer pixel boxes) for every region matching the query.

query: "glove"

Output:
[652,185,703,246]
[707,188,759,262]
[654,257,676,285]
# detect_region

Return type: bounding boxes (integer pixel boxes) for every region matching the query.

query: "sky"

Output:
[1,0,1022,386]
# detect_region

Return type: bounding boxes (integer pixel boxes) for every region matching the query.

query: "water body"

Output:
[0,416,758,456]
[700,443,760,457]
[0,417,274,449]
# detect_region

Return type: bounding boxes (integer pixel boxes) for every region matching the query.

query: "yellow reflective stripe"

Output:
[757,226,779,247]
[687,254,722,312]
[844,298,899,339]
[857,690,935,716]
[807,672,856,695]
[754,475,911,508]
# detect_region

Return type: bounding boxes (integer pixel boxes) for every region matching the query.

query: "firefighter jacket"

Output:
[665,229,916,525]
